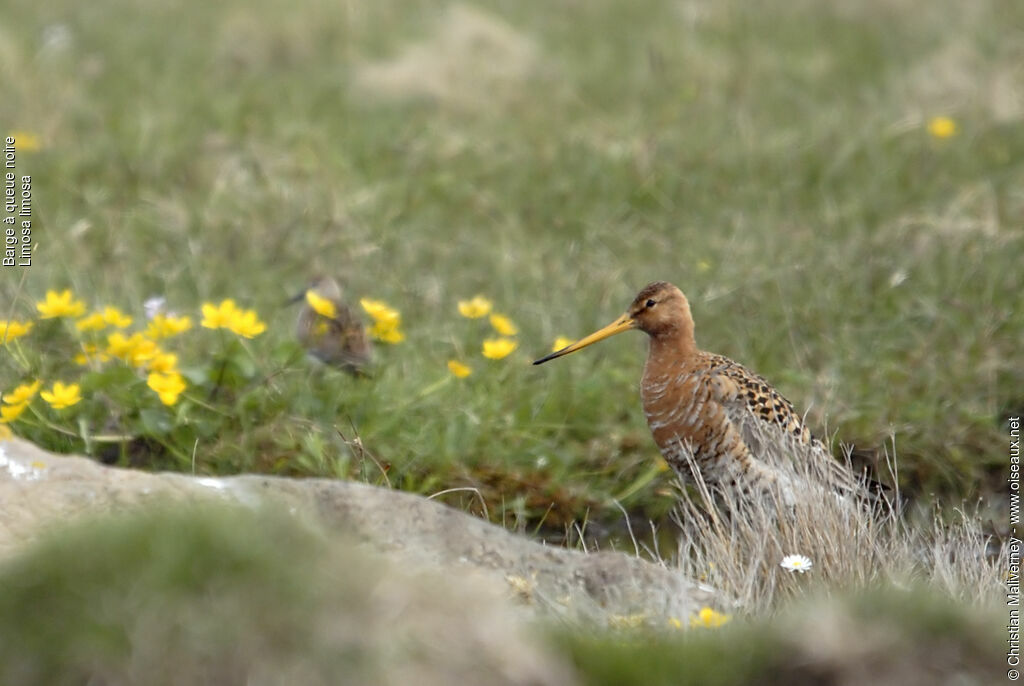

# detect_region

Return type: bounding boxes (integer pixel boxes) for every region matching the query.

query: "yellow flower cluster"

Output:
[201,299,266,338]
[448,295,524,377]
[106,332,156,366]
[102,332,188,406]
[360,298,405,344]
[76,306,133,331]
[2,289,278,433]
[36,289,207,409]
[79,330,187,406]
[1,379,83,422]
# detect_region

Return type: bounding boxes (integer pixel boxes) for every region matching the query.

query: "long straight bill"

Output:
[533,313,635,365]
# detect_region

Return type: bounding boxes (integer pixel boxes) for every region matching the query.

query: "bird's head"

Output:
[533,281,691,365]
[624,281,691,338]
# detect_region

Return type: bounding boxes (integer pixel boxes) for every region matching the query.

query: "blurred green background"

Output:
[2,0,1021,537]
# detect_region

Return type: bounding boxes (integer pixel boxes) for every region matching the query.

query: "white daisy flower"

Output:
[780,554,813,574]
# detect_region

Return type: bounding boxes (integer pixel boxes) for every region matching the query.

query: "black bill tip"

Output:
[533,348,568,365]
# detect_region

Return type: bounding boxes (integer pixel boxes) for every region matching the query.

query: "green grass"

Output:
[2,0,1022,535]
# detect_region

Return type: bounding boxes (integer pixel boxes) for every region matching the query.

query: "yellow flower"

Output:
[689,606,730,629]
[36,289,86,319]
[148,351,179,374]
[482,337,517,360]
[128,339,160,367]
[0,402,27,423]
[7,131,41,152]
[200,300,264,338]
[201,299,239,330]
[447,360,472,378]
[147,371,187,406]
[668,617,683,630]
[101,306,132,328]
[0,424,11,439]
[361,298,404,344]
[107,332,138,360]
[3,380,41,406]
[104,332,159,367]
[74,343,110,365]
[145,314,192,340]
[360,298,401,326]
[927,116,957,139]
[106,332,134,359]
[40,382,82,410]
[371,320,405,344]
[75,312,108,332]
[551,336,574,352]
[458,295,493,319]
[489,313,518,336]
[0,320,33,343]
[305,290,337,318]
[227,308,266,338]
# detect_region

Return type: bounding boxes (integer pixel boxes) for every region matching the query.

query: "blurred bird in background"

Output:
[291,276,372,376]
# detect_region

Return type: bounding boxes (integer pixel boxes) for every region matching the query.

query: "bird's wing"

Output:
[317,304,363,342]
[701,355,866,496]
[329,307,373,360]
[702,355,811,443]
[298,303,373,373]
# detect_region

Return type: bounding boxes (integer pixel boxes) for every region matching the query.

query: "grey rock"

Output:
[0,437,716,626]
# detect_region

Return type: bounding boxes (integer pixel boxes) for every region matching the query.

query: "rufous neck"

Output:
[647,328,698,364]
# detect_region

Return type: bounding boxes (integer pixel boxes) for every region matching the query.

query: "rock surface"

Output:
[0,437,716,626]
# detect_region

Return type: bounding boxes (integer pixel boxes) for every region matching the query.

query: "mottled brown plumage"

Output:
[295,276,372,375]
[535,282,864,503]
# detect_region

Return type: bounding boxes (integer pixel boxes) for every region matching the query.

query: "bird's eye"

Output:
[645,299,656,308]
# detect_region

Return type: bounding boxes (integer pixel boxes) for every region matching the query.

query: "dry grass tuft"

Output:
[668,438,1004,612]
[352,4,542,109]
